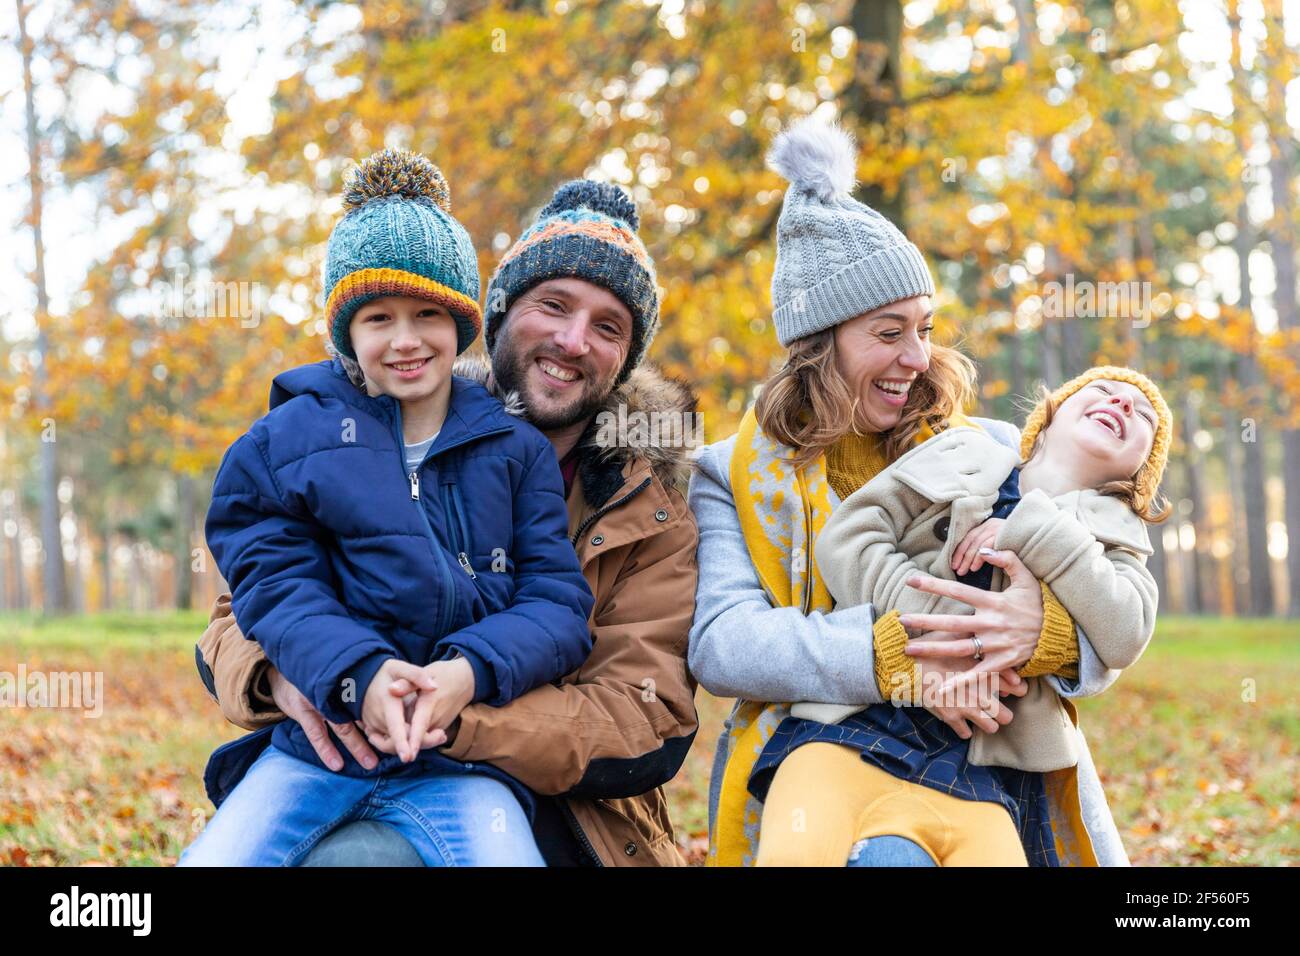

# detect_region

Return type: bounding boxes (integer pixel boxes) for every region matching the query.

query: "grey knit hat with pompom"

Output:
[767,118,935,346]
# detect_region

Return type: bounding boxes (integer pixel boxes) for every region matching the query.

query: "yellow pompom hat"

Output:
[1019,365,1173,516]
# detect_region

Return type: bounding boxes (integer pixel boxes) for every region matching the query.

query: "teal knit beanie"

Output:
[323,148,483,358]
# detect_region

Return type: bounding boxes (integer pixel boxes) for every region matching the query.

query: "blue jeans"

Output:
[179,746,544,867]
[846,836,938,867]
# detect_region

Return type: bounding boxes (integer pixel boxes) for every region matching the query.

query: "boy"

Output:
[180,149,594,866]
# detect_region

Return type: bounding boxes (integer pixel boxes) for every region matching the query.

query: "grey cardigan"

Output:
[687,417,1130,866]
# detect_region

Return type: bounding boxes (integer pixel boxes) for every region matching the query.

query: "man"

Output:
[195,179,700,866]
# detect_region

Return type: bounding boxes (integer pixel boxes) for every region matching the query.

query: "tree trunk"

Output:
[16,0,67,615]
[1146,509,1170,605]
[67,513,84,613]
[1059,315,1085,379]
[8,495,28,611]
[1229,3,1277,616]
[1119,249,1170,598]
[1267,146,1300,616]
[1114,135,1137,366]
[1173,498,1199,614]
[1040,315,1063,387]
[174,473,196,610]
[1262,0,1300,615]
[1217,352,1248,614]
[1008,325,1026,410]
[1014,7,1081,388]
[848,0,905,227]
[100,521,114,613]
[1180,394,1217,614]
[130,545,144,612]
[98,509,115,613]
[1234,210,1276,616]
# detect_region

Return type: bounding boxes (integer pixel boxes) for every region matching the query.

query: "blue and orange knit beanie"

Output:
[484,180,659,386]
[323,148,483,358]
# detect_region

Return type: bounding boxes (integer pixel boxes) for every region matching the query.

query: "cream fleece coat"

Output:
[795,425,1159,772]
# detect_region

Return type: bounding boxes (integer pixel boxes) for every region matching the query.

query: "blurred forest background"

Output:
[1,0,1297,619]
[2,0,1299,869]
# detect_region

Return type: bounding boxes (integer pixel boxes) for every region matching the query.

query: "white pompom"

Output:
[766,117,858,201]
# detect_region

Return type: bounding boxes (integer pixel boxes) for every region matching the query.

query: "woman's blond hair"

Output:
[754,327,978,470]
[1017,383,1173,523]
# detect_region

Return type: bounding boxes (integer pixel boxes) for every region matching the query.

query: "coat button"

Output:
[655,509,668,522]
[591,534,604,546]
[624,841,638,856]
[934,517,950,541]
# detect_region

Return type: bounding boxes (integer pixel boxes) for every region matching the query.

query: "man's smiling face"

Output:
[490,278,632,430]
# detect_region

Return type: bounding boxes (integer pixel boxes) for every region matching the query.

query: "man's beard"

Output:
[491,331,618,432]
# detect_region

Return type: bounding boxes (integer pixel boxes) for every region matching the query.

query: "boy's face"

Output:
[349,295,458,401]
[1040,379,1157,484]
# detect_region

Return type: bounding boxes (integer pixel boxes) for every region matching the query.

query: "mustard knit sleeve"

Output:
[873,608,919,703]
[1018,582,1080,680]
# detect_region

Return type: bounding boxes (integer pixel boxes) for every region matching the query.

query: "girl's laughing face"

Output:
[1039,379,1157,483]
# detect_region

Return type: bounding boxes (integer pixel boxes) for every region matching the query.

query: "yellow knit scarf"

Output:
[707,409,963,866]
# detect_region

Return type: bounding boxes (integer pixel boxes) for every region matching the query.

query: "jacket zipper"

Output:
[451,482,475,577]
[439,482,477,579]
[559,474,656,866]
[394,406,456,639]
[559,798,605,867]
[570,477,653,548]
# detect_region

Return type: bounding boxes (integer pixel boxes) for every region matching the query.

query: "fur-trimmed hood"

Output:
[451,354,700,508]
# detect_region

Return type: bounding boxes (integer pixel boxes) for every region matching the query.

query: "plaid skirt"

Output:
[749,704,1060,867]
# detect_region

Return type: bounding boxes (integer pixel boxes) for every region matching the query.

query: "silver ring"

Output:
[971,636,984,662]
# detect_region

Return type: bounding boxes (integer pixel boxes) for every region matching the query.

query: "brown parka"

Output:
[195,357,701,865]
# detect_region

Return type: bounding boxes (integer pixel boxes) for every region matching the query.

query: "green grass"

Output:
[0,610,209,653]
[1137,615,1297,661]
[0,611,1295,866]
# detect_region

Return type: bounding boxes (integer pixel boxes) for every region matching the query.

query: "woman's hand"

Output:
[897,548,1046,674]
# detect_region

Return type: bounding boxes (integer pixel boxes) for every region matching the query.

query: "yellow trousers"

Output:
[755,742,1028,867]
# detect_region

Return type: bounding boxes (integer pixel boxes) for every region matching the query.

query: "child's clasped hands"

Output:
[358,657,477,763]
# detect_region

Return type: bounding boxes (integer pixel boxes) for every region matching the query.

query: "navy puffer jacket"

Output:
[201,356,594,810]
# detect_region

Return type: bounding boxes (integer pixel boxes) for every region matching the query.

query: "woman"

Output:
[687,118,1129,867]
